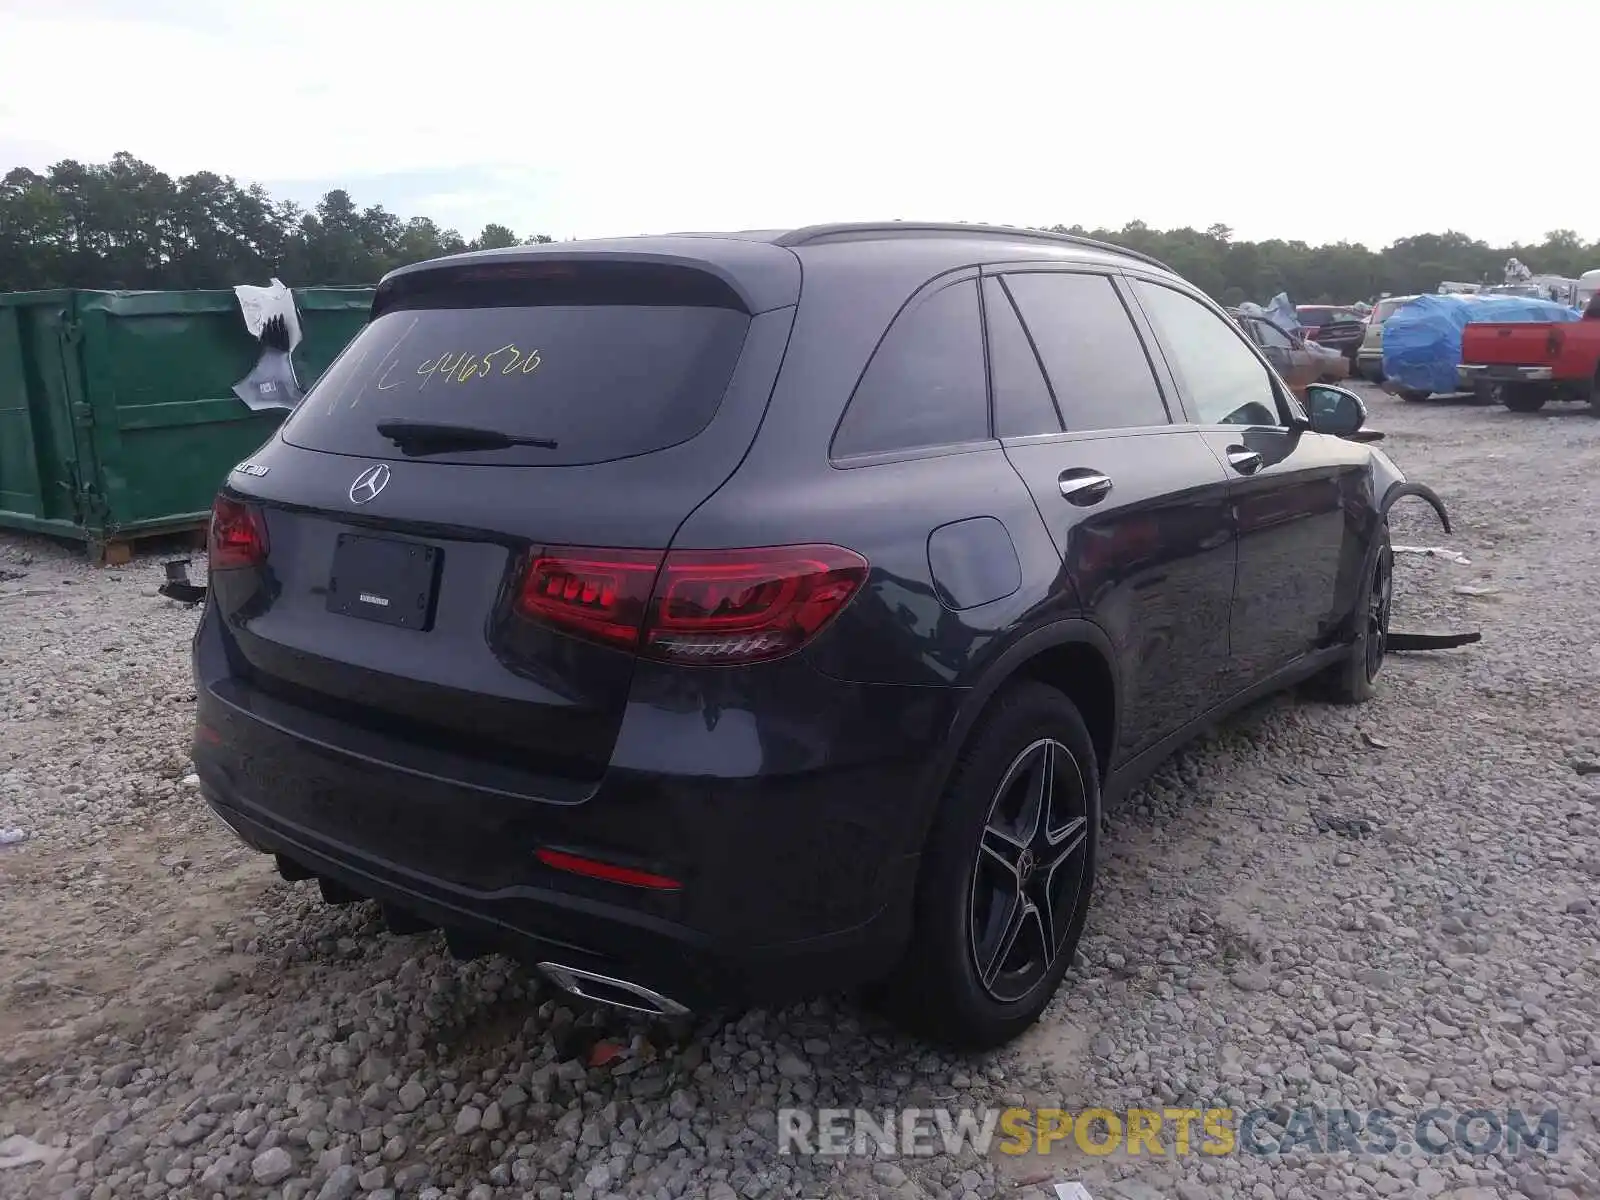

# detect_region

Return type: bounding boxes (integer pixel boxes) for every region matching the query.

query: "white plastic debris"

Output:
[0,828,27,847]
[1392,545,1471,565]
[1054,1185,1095,1200]
[0,1134,63,1170]
[233,279,303,354]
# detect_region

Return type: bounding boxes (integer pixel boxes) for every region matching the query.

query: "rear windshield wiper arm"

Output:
[375,419,559,455]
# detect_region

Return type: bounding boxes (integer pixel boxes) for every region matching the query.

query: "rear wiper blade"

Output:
[375,419,558,455]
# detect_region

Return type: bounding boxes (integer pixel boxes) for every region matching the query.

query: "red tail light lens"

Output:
[515,549,661,648]
[209,495,268,569]
[514,544,869,665]
[647,545,868,664]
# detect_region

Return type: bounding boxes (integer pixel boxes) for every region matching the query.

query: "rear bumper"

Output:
[199,779,916,1010]
[192,610,952,1011]
[1458,364,1555,382]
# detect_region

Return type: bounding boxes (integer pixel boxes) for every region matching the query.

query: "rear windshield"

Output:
[280,302,751,466]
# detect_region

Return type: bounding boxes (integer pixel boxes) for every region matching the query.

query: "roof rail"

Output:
[772,222,1172,272]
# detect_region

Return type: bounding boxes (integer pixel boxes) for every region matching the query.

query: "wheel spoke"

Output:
[1016,741,1053,848]
[979,892,1028,989]
[980,824,1024,876]
[1025,896,1055,967]
[1042,746,1084,842]
[1038,818,1089,954]
[1043,816,1088,866]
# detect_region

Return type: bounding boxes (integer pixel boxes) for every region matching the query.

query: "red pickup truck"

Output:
[1459,317,1600,412]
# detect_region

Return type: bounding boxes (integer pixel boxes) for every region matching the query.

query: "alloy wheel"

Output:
[967,738,1090,1003]
[1366,552,1393,681]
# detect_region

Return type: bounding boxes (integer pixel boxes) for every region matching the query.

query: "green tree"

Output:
[2,151,1597,299]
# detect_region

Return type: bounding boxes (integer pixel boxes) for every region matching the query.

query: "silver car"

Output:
[1356,295,1420,383]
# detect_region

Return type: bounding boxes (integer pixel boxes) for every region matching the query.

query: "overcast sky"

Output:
[0,0,1582,248]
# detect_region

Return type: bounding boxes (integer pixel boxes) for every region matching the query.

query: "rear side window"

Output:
[1253,319,1295,350]
[281,298,750,466]
[832,278,989,458]
[1001,272,1170,432]
[983,277,1062,438]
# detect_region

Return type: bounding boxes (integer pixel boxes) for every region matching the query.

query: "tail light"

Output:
[514,544,869,665]
[209,494,268,570]
[517,549,660,649]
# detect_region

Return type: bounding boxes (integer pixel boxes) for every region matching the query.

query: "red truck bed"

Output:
[1459,320,1600,412]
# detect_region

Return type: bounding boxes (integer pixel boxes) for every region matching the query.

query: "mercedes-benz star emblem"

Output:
[349,464,390,505]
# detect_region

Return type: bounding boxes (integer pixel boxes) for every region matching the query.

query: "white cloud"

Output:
[0,0,1594,247]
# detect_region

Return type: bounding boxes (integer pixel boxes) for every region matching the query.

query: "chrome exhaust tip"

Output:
[537,962,690,1017]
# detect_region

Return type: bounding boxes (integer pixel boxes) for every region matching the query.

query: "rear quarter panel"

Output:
[672,244,1072,687]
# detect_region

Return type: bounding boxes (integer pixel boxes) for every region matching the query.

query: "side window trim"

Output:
[1108,271,1186,425]
[827,267,998,465]
[991,275,1067,432]
[1120,272,1292,428]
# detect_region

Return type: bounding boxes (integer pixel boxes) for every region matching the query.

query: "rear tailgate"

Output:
[207,253,799,795]
[1462,321,1560,366]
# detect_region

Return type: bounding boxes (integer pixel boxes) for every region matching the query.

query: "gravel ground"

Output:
[3,383,1599,1200]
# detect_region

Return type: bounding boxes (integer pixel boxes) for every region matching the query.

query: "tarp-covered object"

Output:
[1236,292,1303,333]
[1265,291,1300,333]
[1381,293,1580,394]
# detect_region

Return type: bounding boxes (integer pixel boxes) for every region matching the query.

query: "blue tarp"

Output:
[1381,293,1581,394]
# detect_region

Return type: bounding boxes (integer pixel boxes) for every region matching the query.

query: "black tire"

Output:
[1590,369,1600,416]
[1398,389,1431,402]
[883,681,1099,1050]
[1312,526,1392,705]
[1500,382,1548,412]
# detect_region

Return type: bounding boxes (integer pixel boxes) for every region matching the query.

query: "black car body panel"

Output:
[192,223,1410,1014]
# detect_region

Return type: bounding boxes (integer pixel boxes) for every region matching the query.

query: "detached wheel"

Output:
[1500,382,1548,412]
[885,682,1099,1050]
[1313,526,1392,705]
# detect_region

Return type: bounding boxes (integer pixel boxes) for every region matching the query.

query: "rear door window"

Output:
[832,277,990,458]
[1000,271,1171,432]
[983,277,1062,438]
[281,296,751,466]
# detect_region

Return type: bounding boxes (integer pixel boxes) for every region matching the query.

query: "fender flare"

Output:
[913,617,1121,839]
[1380,480,1451,533]
[1338,478,1453,646]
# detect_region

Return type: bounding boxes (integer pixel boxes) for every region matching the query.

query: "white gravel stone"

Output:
[251,1146,294,1185]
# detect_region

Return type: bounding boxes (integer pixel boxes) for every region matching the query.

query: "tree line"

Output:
[3,152,1598,303]
[0,152,552,294]
[1048,221,1600,307]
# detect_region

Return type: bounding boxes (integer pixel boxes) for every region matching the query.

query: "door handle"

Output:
[1058,469,1113,506]
[1226,447,1263,475]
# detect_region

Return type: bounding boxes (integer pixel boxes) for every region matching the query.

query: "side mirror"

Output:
[1303,384,1367,438]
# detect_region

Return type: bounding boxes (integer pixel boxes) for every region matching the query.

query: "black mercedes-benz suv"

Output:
[193,222,1411,1048]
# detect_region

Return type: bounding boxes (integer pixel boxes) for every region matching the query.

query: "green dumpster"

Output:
[0,286,373,561]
